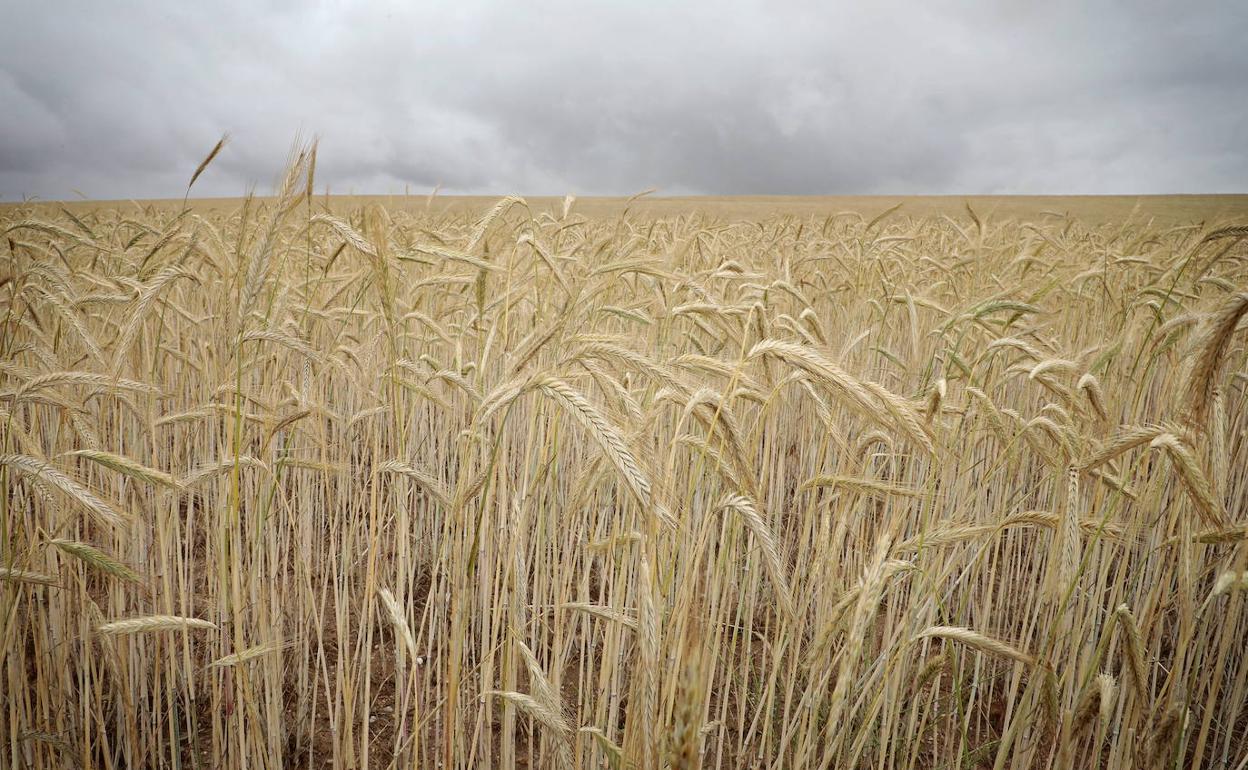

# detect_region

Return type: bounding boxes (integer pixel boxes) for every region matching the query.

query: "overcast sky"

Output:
[2,1,1246,200]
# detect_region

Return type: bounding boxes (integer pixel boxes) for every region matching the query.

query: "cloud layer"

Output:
[2,0,1246,199]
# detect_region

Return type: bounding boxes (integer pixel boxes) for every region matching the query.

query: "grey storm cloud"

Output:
[1,0,1246,200]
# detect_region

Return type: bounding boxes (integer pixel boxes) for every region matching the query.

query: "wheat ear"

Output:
[98,615,217,635]
[913,626,1035,666]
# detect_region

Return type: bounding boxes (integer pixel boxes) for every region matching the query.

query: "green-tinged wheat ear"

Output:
[1039,668,1061,735]
[579,727,624,770]
[48,539,140,582]
[15,730,73,757]
[262,407,312,450]
[1115,604,1150,699]
[1147,700,1189,768]
[913,652,949,692]
[1072,673,1116,735]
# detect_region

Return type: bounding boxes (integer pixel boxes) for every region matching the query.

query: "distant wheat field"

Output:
[3,163,1247,769]
[45,191,1248,225]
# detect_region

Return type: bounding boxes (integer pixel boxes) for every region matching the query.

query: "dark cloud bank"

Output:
[1,0,1246,200]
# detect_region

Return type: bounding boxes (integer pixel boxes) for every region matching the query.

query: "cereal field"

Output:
[2,149,1247,769]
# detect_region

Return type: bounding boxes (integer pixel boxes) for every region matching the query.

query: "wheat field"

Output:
[2,147,1247,769]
